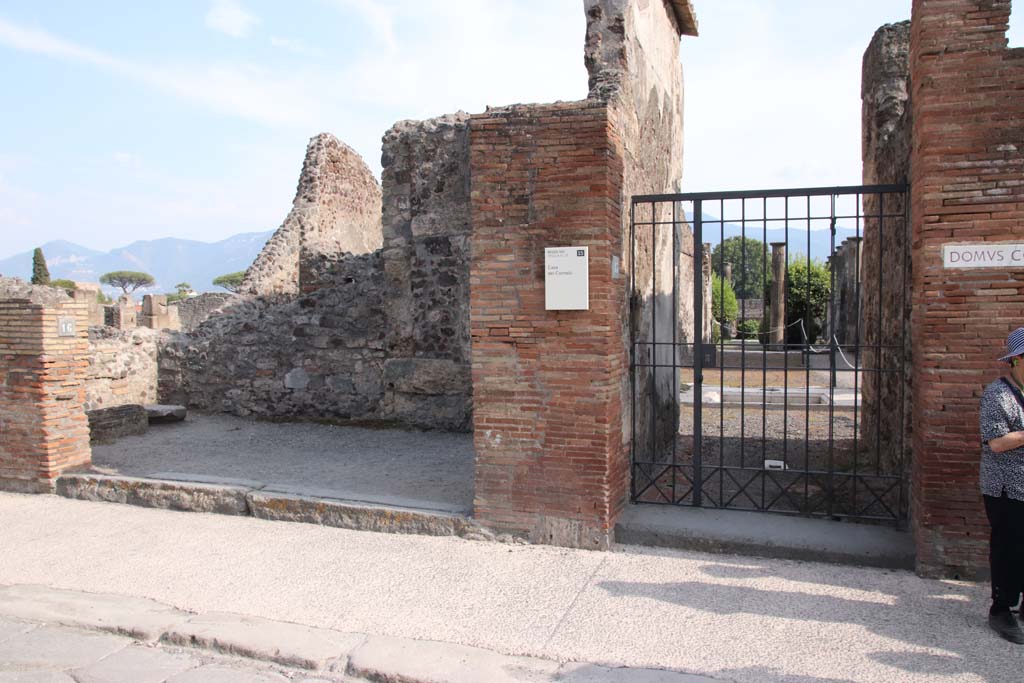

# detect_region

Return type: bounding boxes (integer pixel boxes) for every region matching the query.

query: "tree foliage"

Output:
[31,248,50,285]
[49,279,77,294]
[167,282,194,303]
[711,236,769,299]
[711,274,738,334]
[99,270,155,294]
[212,271,245,293]
[785,256,831,344]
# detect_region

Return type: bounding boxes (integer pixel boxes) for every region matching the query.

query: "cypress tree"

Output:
[31,247,50,285]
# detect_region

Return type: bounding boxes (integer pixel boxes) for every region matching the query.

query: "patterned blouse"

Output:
[980,377,1024,501]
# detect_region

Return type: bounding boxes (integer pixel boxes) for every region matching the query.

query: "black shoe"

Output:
[989,610,1024,644]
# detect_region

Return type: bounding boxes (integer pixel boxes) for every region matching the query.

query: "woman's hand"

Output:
[989,431,1024,453]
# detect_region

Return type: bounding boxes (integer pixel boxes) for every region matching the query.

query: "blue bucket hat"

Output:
[999,327,1024,361]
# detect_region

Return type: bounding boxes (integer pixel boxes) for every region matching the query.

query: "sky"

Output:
[0,0,1015,258]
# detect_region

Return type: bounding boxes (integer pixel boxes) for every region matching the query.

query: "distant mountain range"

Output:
[0,232,274,294]
[688,213,864,263]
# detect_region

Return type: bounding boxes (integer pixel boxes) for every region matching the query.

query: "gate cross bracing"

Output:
[629,185,909,524]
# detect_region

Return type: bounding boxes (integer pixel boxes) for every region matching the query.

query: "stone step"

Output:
[54,472,479,539]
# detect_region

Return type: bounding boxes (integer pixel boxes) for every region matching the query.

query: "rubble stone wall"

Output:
[241,134,384,296]
[861,21,911,477]
[84,327,160,412]
[586,0,692,460]
[380,114,473,427]
[171,293,235,333]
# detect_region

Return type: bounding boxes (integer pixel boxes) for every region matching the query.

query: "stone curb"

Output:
[55,473,249,516]
[55,473,482,540]
[0,584,720,682]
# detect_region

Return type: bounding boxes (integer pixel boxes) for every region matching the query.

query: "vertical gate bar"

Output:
[672,199,680,502]
[783,198,790,472]
[898,190,909,522]
[804,195,811,513]
[693,199,704,507]
[740,199,747,475]
[719,199,726,506]
[875,193,885,477]
[852,193,863,516]
[630,199,637,500]
[650,201,658,492]
[762,197,768,484]
[827,195,837,518]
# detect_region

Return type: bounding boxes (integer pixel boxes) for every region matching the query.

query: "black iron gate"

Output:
[629,185,909,524]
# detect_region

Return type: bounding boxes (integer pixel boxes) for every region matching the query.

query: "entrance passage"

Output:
[629,185,909,523]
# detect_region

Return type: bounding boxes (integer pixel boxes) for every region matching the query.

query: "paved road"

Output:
[0,493,1017,683]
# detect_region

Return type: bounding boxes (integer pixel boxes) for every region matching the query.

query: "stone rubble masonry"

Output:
[0,277,91,493]
[140,294,181,331]
[909,0,1024,578]
[470,100,627,549]
[861,20,912,479]
[241,133,383,297]
[85,326,160,412]
[381,113,473,426]
[103,294,136,329]
[587,0,690,462]
[171,292,235,333]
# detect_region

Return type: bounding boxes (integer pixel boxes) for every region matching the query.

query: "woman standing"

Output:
[980,327,1024,644]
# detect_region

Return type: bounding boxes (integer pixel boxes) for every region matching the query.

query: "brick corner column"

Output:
[0,290,92,493]
[909,0,1019,577]
[469,101,628,549]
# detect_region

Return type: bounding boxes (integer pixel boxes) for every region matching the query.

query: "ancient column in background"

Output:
[769,242,786,350]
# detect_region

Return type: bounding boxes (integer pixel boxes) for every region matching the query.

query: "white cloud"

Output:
[328,0,397,51]
[205,0,258,38]
[269,36,324,57]
[0,17,319,126]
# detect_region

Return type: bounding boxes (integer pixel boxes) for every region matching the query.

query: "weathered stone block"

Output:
[87,405,148,443]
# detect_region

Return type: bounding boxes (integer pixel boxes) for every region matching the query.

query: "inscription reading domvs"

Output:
[545,246,589,310]
[943,243,1024,269]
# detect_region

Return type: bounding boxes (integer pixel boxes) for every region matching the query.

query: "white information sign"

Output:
[545,246,589,310]
[943,243,1024,269]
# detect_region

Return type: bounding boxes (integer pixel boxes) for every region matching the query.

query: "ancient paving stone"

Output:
[55,474,250,516]
[70,645,198,683]
[162,613,362,671]
[0,620,34,645]
[0,585,191,643]
[0,626,125,671]
[0,672,77,682]
[166,665,289,683]
[346,635,560,683]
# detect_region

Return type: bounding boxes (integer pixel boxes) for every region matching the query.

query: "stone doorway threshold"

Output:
[615,504,915,570]
[58,412,481,539]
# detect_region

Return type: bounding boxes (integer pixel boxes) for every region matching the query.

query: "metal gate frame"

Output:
[629,184,910,524]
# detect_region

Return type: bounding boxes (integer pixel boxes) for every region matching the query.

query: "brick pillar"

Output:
[0,285,91,492]
[469,101,627,549]
[910,0,1024,577]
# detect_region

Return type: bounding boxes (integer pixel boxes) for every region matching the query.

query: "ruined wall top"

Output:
[862,21,910,179]
[0,276,71,306]
[241,133,383,296]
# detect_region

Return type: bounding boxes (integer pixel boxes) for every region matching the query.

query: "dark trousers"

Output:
[984,493,1024,611]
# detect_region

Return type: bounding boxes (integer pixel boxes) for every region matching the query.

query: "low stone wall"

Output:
[85,327,160,412]
[172,293,234,333]
[87,405,148,444]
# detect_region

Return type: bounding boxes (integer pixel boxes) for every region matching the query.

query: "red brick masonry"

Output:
[0,295,91,492]
[910,0,1024,577]
[469,101,628,548]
